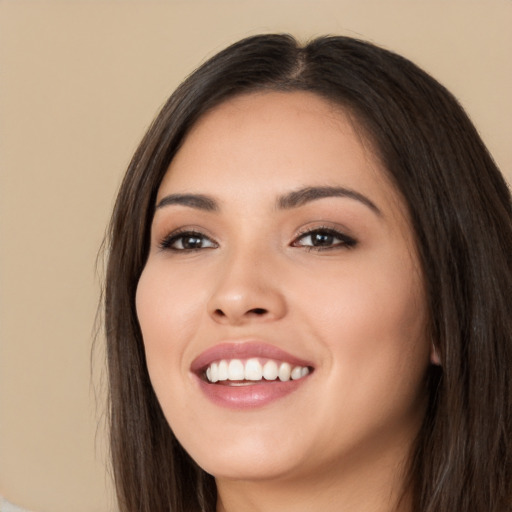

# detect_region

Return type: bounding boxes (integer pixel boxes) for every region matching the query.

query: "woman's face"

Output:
[136,91,431,483]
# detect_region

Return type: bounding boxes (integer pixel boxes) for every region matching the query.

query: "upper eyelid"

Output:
[156,225,216,242]
[157,228,217,250]
[292,226,357,248]
[296,225,341,236]
[294,224,354,239]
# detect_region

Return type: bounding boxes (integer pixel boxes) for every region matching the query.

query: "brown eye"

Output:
[293,228,357,250]
[310,232,336,246]
[160,231,217,251]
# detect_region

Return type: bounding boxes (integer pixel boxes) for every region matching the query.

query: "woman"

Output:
[104,34,511,512]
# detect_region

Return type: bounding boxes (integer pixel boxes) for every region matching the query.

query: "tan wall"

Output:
[0,2,510,511]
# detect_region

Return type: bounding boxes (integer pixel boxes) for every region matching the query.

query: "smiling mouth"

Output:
[203,358,312,384]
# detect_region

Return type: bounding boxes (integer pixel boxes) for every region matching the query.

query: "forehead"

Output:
[158,91,403,218]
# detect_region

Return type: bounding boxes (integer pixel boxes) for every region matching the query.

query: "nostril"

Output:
[211,306,271,323]
[249,308,267,316]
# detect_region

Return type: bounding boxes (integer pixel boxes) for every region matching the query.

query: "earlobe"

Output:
[430,343,441,366]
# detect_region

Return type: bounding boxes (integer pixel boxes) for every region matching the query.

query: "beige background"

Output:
[0,2,510,511]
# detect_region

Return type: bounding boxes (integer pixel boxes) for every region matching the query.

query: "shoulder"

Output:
[1,497,34,512]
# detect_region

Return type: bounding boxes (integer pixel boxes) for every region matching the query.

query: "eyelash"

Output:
[292,226,357,251]
[159,229,217,252]
[158,226,357,253]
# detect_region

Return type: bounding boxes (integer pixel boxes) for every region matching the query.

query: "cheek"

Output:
[135,263,203,390]
[297,251,429,389]
[298,262,429,448]
[136,262,204,339]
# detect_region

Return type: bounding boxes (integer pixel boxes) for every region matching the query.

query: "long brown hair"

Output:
[103,34,512,512]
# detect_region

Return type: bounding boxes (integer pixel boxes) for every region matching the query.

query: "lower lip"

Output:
[195,376,309,409]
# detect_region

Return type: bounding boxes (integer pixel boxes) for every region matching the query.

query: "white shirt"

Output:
[0,497,33,512]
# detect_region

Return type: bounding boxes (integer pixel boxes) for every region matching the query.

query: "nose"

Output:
[207,246,287,326]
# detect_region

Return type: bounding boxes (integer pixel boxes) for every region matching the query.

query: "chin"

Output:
[200,453,305,483]
[177,425,310,482]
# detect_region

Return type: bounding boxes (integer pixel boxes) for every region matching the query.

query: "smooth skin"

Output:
[136,91,432,512]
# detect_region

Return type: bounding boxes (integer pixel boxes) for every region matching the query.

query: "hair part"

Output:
[104,34,512,512]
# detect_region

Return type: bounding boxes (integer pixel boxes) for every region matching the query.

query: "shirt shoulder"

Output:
[1,497,34,512]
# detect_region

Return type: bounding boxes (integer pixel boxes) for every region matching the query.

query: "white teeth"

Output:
[278,362,291,382]
[293,366,310,379]
[210,362,218,383]
[262,360,278,380]
[245,358,263,380]
[218,360,228,380]
[228,359,245,380]
[290,366,303,380]
[205,358,310,384]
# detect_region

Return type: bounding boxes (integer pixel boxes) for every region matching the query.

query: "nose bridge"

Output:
[207,236,286,324]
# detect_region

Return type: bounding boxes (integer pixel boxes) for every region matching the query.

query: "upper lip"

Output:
[190,341,314,373]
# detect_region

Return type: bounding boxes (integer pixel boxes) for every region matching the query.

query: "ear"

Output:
[430,343,441,365]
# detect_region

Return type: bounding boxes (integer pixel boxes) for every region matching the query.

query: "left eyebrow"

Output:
[276,186,381,216]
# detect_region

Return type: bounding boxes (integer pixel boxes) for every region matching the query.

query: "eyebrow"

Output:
[155,186,381,216]
[277,186,381,215]
[156,193,219,212]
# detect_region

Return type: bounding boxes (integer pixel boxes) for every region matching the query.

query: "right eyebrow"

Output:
[155,193,219,212]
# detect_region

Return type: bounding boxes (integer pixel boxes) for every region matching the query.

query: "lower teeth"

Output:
[218,381,256,386]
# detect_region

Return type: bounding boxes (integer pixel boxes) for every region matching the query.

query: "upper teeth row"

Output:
[205,358,310,383]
